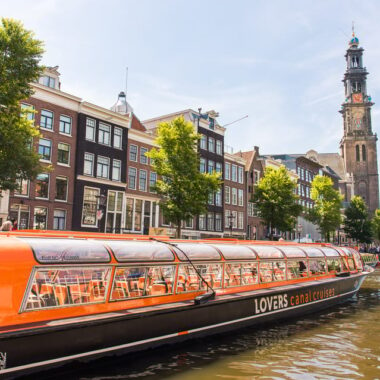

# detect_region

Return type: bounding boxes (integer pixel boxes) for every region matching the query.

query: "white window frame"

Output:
[40,109,54,131]
[231,165,237,182]
[225,162,231,180]
[129,144,138,162]
[113,127,122,149]
[216,140,222,155]
[59,114,72,135]
[53,209,67,230]
[232,187,237,205]
[140,147,148,164]
[112,159,121,182]
[238,166,244,184]
[128,167,137,190]
[57,142,70,166]
[35,173,50,200]
[55,176,68,202]
[84,152,94,176]
[98,123,111,146]
[139,169,147,192]
[85,118,96,141]
[38,138,52,162]
[238,189,244,206]
[97,156,110,179]
[225,186,230,204]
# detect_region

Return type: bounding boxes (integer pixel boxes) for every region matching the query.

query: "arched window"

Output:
[362,145,366,161]
[356,145,360,162]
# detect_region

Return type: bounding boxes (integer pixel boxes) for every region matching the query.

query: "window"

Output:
[215,189,222,206]
[225,263,258,287]
[129,145,138,161]
[38,138,52,161]
[42,75,56,88]
[82,187,99,226]
[238,212,244,229]
[55,177,68,201]
[106,191,123,233]
[111,266,175,299]
[35,174,49,198]
[232,188,237,205]
[254,170,260,184]
[216,140,222,155]
[23,267,111,311]
[97,156,110,179]
[215,213,222,231]
[150,172,157,192]
[207,213,214,231]
[259,261,286,283]
[40,110,53,130]
[114,127,122,149]
[57,143,70,165]
[232,211,237,228]
[98,123,111,145]
[199,214,206,230]
[33,207,48,229]
[362,145,366,161]
[85,118,96,141]
[112,160,121,181]
[53,210,66,230]
[208,192,214,205]
[225,186,230,204]
[200,158,206,173]
[14,178,29,196]
[216,162,222,174]
[225,162,231,180]
[208,137,215,152]
[248,202,254,217]
[84,153,94,176]
[231,165,237,182]
[238,167,244,184]
[128,167,137,189]
[140,147,148,164]
[238,189,244,206]
[139,170,147,191]
[21,103,35,122]
[225,209,231,228]
[208,160,214,174]
[59,115,72,135]
[200,135,207,150]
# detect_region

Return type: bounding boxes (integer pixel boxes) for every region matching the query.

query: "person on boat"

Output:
[0,217,13,231]
[299,261,307,275]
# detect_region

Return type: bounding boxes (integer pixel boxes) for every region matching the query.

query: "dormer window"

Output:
[42,75,56,89]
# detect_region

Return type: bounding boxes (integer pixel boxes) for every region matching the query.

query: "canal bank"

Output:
[23,270,380,380]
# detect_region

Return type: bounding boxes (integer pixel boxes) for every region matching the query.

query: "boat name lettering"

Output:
[290,287,335,307]
[0,352,6,370]
[254,294,288,314]
[40,254,80,261]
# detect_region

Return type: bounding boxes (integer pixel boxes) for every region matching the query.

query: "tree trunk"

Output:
[176,219,182,239]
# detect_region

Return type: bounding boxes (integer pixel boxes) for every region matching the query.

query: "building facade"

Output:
[9,74,79,231]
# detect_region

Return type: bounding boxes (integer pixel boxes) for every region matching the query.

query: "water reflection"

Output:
[31,271,380,380]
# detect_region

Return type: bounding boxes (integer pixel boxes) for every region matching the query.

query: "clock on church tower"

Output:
[339,30,379,215]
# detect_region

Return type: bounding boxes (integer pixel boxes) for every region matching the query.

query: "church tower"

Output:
[340,31,379,214]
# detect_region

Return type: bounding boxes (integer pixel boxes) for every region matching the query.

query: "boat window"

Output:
[347,257,356,271]
[21,238,111,263]
[176,264,222,293]
[259,261,286,283]
[320,247,340,257]
[249,245,284,259]
[340,247,352,256]
[110,265,175,300]
[224,262,258,287]
[303,247,324,257]
[326,258,342,273]
[210,244,256,260]
[278,246,307,258]
[309,259,327,275]
[174,244,221,261]
[287,260,308,279]
[350,249,363,270]
[341,258,350,272]
[22,266,112,311]
[105,241,174,262]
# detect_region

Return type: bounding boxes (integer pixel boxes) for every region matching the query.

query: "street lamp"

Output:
[96,193,107,233]
[296,224,303,243]
[227,214,235,237]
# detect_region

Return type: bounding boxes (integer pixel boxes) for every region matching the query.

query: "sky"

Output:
[2,0,380,156]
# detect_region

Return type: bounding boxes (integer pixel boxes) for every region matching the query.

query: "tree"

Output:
[147,116,221,238]
[252,166,302,240]
[343,196,372,244]
[371,209,380,242]
[0,18,44,191]
[306,175,342,241]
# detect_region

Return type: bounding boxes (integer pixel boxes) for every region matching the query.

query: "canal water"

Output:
[34,270,380,380]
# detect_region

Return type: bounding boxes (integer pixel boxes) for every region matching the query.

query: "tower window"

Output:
[351,81,361,93]
[362,145,366,161]
[351,56,359,68]
[356,145,360,162]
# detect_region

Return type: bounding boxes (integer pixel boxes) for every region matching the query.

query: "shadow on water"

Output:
[20,271,380,380]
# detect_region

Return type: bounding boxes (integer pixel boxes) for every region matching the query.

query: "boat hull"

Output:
[0,272,367,378]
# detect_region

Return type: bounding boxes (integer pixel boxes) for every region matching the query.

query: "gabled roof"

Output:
[313,153,346,180]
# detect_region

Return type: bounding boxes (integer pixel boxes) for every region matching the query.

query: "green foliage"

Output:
[343,196,372,244]
[0,18,44,191]
[306,175,342,241]
[147,116,221,237]
[371,209,380,242]
[252,166,302,239]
